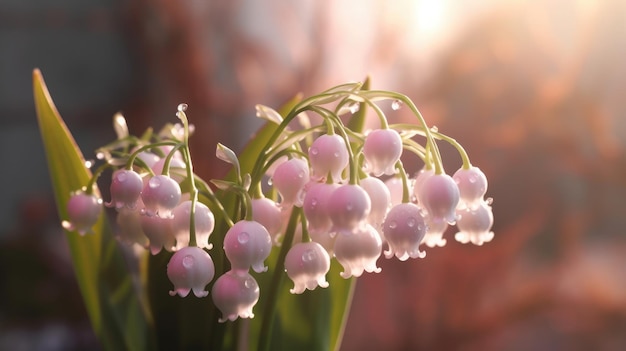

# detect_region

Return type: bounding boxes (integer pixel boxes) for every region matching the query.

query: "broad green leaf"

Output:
[34,69,153,351]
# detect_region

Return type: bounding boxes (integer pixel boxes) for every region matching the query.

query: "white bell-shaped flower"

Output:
[141,175,182,218]
[327,184,371,235]
[223,220,272,273]
[308,134,349,182]
[382,203,427,261]
[62,192,102,235]
[417,173,460,225]
[362,128,403,176]
[455,200,494,246]
[167,246,215,298]
[141,212,175,255]
[251,197,283,244]
[212,270,260,323]
[171,200,215,251]
[421,219,448,248]
[303,182,339,234]
[107,169,143,211]
[285,241,331,294]
[271,157,309,208]
[333,223,382,278]
[453,166,488,210]
[360,176,391,231]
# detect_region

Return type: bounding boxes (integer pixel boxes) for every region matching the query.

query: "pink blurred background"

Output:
[1,0,625,350]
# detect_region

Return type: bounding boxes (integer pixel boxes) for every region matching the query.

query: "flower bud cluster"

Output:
[62,82,494,324]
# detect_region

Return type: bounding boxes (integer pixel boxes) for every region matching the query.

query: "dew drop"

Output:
[148,177,161,189]
[417,224,424,231]
[333,151,340,158]
[238,232,250,244]
[346,202,353,211]
[96,152,105,160]
[349,103,360,114]
[430,126,439,133]
[469,176,477,183]
[244,277,256,289]
[302,249,317,262]
[267,178,273,186]
[391,100,403,110]
[298,171,305,178]
[388,220,397,229]
[486,197,494,205]
[84,160,94,168]
[407,217,416,227]
[310,147,319,156]
[182,255,194,268]
[177,103,188,112]
[116,172,128,182]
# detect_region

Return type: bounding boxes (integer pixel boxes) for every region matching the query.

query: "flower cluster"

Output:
[62,83,494,323]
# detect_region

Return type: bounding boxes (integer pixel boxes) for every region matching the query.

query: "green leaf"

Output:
[33,69,154,351]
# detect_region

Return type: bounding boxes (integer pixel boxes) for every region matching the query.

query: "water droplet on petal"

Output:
[310,147,319,156]
[267,178,273,186]
[149,177,161,188]
[244,277,255,289]
[177,103,188,112]
[391,100,403,110]
[182,255,194,268]
[486,197,494,205]
[238,232,250,244]
[407,217,416,227]
[346,202,353,211]
[298,171,304,178]
[333,151,340,158]
[117,172,128,182]
[302,249,316,262]
[389,220,397,229]
[469,176,477,183]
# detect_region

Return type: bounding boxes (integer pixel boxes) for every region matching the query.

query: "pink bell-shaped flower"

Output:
[212,270,260,323]
[453,166,488,210]
[251,197,283,244]
[362,128,403,176]
[141,175,182,218]
[151,157,187,183]
[327,184,372,235]
[223,220,272,273]
[285,241,331,294]
[421,219,448,248]
[303,182,339,234]
[333,223,382,278]
[271,158,309,208]
[382,203,427,261]
[115,207,149,247]
[455,200,494,246]
[141,212,175,255]
[167,246,215,297]
[360,176,391,231]
[308,134,349,182]
[62,191,102,235]
[413,167,435,205]
[107,169,143,211]
[418,173,460,225]
[171,200,215,250]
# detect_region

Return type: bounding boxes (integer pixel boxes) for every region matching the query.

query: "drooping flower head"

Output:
[362,128,403,176]
[167,246,215,298]
[417,173,460,225]
[359,176,391,232]
[223,220,272,273]
[285,241,331,294]
[453,166,488,210]
[171,200,215,250]
[141,175,182,218]
[251,197,284,245]
[382,203,427,261]
[107,169,143,211]
[327,184,371,235]
[455,200,494,246]
[141,212,175,255]
[271,157,309,208]
[303,182,339,234]
[333,223,382,278]
[212,270,260,323]
[308,134,349,182]
[62,191,102,235]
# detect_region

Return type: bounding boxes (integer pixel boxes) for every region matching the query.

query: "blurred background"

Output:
[1,0,626,350]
